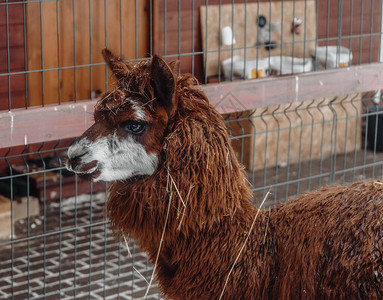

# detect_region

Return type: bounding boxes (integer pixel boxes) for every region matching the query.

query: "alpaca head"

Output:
[66,49,178,182]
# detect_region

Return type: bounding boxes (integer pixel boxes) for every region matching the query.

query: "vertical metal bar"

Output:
[328,98,338,184]
[340,97,350,184]
[73,158,78,298]
[283,103,293,201]
[302,0,307,69]
[317,98,326,187]
[336,0,343,68]
[380,0,383,64]
[72,0,77,101]
[204,0,208,84]
[294,102,303,195]
[250,110,257,185]
[89,0,93,97]
[363,101,369,179]
[53,141,63,299]
[271,106,281,206]
[325,0,330,69]
[327,98,336,184]
[267,0,271,70]
[117,234,121,297]
[306,100,316,189]
[359,0,364,64]
[279,0,284,73]
[4,149,14,300]
[40,1,45,106]
[372,101,379,179]
[120,0,123,56]
[374,0,383,104]
[131,243,135,298]
[237,116,245,164]
[191,0,195,75]
[229,0,234,81]
[349,0,354,66]
[135,0,138,58]
[260,108,269,200]
[149,0,153,56]
[164,0,167,56]
[104,0,108,90]
[313,0,319,70]
[20,146,31,297]
[255,0,260,73]
[56,0,61,104]
[351,97,360,182]
[23,1,28,108]
[368,0,374,63]
[88,183,93,297]
[37,143,47,297]
[291,0,296,73]
[217,0,221,81]
[103,186,108,298]
[178,0,181,67]
[243,0,247,79]
[6,0,11,110]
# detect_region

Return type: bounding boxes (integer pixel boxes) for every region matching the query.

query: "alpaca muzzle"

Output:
[66,145,100,178]
[67,157,98,176]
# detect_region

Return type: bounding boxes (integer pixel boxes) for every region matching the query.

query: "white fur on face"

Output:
[68,132,158,182]
[130,100,147,121]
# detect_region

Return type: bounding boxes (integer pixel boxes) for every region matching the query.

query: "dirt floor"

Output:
[0,149,382,299]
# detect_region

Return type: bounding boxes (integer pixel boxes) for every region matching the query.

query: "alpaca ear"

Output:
[151,55,177,116]
[168,60,180,73]
[102,48,129,81]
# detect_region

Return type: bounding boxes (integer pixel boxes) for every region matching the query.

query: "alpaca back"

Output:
[268,181,383,299]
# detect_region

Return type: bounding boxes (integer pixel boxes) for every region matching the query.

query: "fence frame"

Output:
[1,62,383,149]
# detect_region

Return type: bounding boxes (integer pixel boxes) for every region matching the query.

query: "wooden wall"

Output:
[153,0,382,82]
[25,0,150,107]
[0,0,27,111]
[1,0,380,109]
[318,0,381,64]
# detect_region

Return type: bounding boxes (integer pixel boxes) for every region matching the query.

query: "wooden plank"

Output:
[1,63,383,148]
[41,1,59,106]
[0,74,26,111]
[0,101,96,148]
[25,0,150,106]
[0,1,26,111]
[0,0,25,26]
[200,1,317,78]
[208,63,383,114]
[26,0,43,107]
[0,47,25,73]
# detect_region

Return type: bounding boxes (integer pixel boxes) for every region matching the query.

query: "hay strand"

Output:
[144,177,174,298]
[122,234,132,257]
[177,184,194,231]
[169,173,186,208]
[219,190,270,300]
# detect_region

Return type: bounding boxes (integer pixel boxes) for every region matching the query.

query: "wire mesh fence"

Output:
[1,0,383,299]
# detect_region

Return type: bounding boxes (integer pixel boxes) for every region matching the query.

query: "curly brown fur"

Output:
[73,51,383,299]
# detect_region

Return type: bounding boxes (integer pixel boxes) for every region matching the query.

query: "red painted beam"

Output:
[1,63,383,148]
[0,102,96,148]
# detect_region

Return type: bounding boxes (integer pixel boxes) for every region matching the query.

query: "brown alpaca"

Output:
[66,49,383,299]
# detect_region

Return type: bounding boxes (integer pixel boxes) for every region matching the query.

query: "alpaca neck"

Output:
[107,88,255,248]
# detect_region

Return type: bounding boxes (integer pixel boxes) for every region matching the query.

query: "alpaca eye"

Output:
[122,121,147,135]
